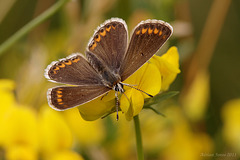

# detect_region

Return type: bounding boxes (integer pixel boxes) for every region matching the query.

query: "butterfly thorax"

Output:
[86,50,121,89]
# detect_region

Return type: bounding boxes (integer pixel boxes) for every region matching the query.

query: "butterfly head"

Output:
[113,83,124,93]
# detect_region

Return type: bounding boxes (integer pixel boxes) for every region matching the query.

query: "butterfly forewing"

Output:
[87,18,128,73]
[48,85,110,111]
[45,53,104,86]
[120,20,173,81]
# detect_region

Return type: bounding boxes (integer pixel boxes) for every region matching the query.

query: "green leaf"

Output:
[143,91,179,108]
[0,0,69,56]
[143,106,166,117]
[143,91,178,117]
[0,0,37,44]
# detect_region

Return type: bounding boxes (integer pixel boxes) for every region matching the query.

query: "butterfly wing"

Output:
[120,19,173,81]
[86,18,128,73]
[47,85,110,111]
[45,53,104,86]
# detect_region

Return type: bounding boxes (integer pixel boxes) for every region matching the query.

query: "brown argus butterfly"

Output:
[45,18,172,119]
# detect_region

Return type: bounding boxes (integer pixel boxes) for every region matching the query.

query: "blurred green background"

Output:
[0,0,240,159]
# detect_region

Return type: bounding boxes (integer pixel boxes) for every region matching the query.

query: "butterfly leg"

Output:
[115,91,120,120]
[100,92,109,100]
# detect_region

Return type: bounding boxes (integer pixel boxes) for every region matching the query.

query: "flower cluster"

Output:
[0,79,85,160]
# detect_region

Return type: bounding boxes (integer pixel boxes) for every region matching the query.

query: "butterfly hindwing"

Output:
[86,18,128,73]
[45,53,104,86]
[47,85,110,111]
[120,19,173,81]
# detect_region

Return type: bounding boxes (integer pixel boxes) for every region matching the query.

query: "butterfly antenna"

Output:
[122,91,130,102]
[120,82,153,97]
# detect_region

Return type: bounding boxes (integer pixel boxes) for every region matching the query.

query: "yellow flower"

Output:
[222,99,240,153]
[64,108,105,145]
[150,46,180,91]
[120,62,161,120]
[78,47,180,121]
[0,79,16,145]
[0,79,15,117]
[39,106,73,157]
[5,146,38,160]
[181,70,210,121]
[0,105,39,160]
[78,92,115,121]
[1,106,39,151]
[120,46,180,120]
[51,150,84,160]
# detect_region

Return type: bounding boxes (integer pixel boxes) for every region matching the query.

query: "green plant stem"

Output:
[134,115,144,160]
[0,0,69,56]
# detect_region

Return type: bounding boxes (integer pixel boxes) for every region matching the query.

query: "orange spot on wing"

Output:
[65,60,72,65]
[148,28,153,34]
[54,66,60,71]
[106,25,111,32]
[136,30,141,35]
[92,42,97,49]
[59,63,65,68]
[63,105,69,108]
[154,28,159,34]
[95,35,101,42]
[159,30,162,36]
[58,102,63,105]
[90,42,97,50]
[142,28,147,34]
[57,90,62,94]
[162,35,167,39]
[72,57,80,63]
[57,98,62,102]
[57,94,63,98]
[100,29,106,36]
